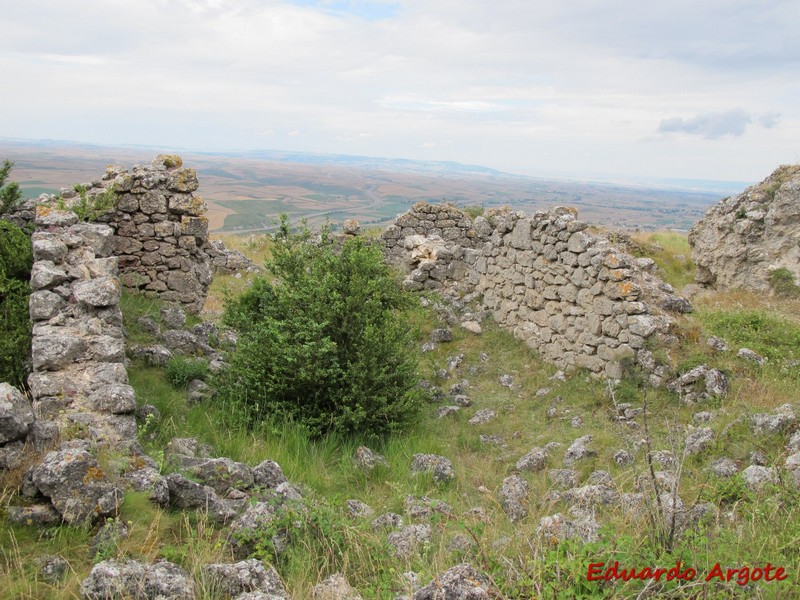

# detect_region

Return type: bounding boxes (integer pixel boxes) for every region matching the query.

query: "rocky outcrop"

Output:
[689,165,800,290]
[382,203,688,379]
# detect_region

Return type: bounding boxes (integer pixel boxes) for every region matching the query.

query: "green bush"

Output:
[769,267,800,298]
[166,356,209,389]
[55,185,117,222]
[217,217,422,437]
[0,221,32,390]
[0,160,22,217]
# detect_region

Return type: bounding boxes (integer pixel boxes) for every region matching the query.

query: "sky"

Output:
[1,0,799,183]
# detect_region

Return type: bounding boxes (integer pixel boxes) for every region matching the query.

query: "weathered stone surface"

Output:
[499,475,528,522]
[165,473,236,523]
[388,524,432,558]
[410,453,455,483]
[80,559,196,600]
[31,448,123,524]
[89,384,136,414]
[0,383,34,443]
[563,435,595,466]
[202,560,287,599]
[515,447,548,472]
[312,573,362,599]
[689,165,800,290]
[32,334,87,370]
[252,459,288,488]
[741,465,778,490]
[189,457,254,494]
[6,503,62,526]
[353,446,389,472]
[125,467,170,507]
[73,277,121,307]
[413,563,494,600]
[538,508,600,544]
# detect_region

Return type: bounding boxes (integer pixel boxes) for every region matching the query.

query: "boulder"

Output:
[202,560,287,599]
[31,448,122,524]
[498,475,528,522]
[0,383,34,444]
[413,564,494,599]
[80,559,195,600]
[410,453,455,483]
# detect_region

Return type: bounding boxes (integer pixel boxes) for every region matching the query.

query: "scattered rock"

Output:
[35,554,69,583]
[499,475,528,522]
[613,450,633,466]
[460,321,483,335]
[684,427,714,456]
[538,508,600,544]
[548,469,578,490]
[346,499,373,518]
[707,336,729,352]
[430,329,453,343]
[31,447,122,525]
[165,473,236,523]
[515,447,548,472]
[710,458,738,478]
[252,459,287,489]
[371,512,403,531]
[202,559,287,599]
[741,465,778,490]
[80,559,195,600]
[0,383,35,443]
[413,563,494,600]
[353,446,389,472]
[410,453,454,483]
[738,348,766,365]
[437,406,461,418]
[312,573,362,599]
[563,435,595,466]
[498,374,513,388]
[468,409,496,425]
[388,524,432,558]
[750,411,796,435]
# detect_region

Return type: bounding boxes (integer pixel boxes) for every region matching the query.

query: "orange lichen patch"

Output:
[36,205,53,216]
[83,466,106,484]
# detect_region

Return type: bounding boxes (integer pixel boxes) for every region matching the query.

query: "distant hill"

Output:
[0,138,737,233]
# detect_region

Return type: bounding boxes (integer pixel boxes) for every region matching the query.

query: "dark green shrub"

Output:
[166,356,209,389]
[0,221,32,390]
[218,217,422,437]
[0,160,22,217]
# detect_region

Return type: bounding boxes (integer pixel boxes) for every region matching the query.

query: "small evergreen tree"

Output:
[0,160,22,217]
[0,221,32,391]
[217,217,422,437]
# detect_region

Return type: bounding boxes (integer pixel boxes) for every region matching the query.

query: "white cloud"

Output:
[0,0,797,181]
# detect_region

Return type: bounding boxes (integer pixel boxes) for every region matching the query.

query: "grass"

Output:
[631,231,696,290]
[4,230,800,598]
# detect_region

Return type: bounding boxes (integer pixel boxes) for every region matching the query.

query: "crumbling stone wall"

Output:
[38,155,213,313]
[27,208,137,448]
[689,164,800,290]
[383,203,690,379]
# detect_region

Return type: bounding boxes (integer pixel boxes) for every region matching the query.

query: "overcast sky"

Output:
[1,0,798,182]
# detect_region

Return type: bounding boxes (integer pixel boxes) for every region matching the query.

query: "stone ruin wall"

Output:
[26,208,137,450]
[10,154,255,315]
[383,203,691,379]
